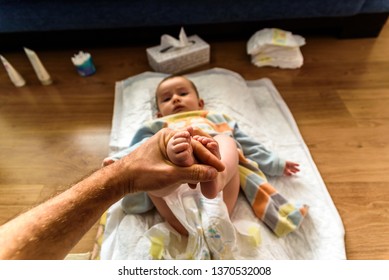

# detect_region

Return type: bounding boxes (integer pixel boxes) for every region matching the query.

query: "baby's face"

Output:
[156,77,204,117]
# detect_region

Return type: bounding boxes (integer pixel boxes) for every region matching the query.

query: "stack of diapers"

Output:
[97,68,346,260]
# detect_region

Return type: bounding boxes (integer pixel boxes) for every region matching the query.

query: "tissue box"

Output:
[146,35,210,74]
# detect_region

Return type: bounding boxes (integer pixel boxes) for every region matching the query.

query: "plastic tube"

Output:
[0,55,26,87]
[24,47,52,85]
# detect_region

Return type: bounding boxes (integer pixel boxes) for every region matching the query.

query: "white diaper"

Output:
[164,184,237,259]
[141,184,261,259]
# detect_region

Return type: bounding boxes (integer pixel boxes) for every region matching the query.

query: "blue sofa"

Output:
[1,0,389,49]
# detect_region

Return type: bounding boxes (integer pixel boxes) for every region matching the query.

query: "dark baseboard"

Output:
[0,13,387,51]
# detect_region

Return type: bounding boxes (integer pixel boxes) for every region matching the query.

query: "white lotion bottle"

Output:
[24,47,52,85]
[0,55,26,87]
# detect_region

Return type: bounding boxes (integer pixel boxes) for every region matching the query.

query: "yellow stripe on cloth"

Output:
[274,203,300,237]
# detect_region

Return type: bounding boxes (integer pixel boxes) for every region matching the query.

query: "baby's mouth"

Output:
[173,105,185,113]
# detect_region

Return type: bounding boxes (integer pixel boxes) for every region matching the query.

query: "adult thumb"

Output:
[179,164,218,184]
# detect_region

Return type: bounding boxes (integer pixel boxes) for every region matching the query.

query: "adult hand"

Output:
[114,127,224,197]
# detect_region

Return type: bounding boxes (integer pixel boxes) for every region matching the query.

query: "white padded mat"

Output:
[101,68,346,259]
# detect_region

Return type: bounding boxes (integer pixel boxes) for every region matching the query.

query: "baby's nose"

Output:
[172,94,181,102]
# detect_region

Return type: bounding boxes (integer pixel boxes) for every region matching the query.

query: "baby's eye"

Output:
[180,92,188,96]
[162,96,171,102]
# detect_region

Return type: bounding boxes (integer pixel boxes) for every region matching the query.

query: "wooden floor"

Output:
[1,21,389,260]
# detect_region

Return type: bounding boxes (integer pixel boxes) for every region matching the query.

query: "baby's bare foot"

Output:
[193,135,222,199]
[167,130,195,167]
[167,130,223,199]
[193,135,221,160]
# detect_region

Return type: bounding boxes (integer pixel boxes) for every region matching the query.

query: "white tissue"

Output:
[71,51,91,66]
[160,27,191,50]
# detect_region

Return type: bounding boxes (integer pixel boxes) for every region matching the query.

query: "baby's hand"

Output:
[284,161,300,176]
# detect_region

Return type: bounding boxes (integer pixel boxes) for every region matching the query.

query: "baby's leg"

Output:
[152,131,223,235]
[148,194,188,235]
[194,134,240,214]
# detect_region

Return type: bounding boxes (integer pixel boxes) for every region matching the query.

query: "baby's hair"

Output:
[155,74,199,111]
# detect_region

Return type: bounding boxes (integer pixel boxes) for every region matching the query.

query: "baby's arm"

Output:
[233,124,300,176]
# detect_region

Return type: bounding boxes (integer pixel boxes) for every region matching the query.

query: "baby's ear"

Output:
[198,99,205,109]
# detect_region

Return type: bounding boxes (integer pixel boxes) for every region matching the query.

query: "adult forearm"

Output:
[0,162,127,260]
[0,128,222,260]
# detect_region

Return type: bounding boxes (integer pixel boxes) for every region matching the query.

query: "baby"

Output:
[104,75,300,235]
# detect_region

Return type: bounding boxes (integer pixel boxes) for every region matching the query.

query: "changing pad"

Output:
[97,68,346,259]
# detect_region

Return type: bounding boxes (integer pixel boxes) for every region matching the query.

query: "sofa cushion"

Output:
[1,0,387,33]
